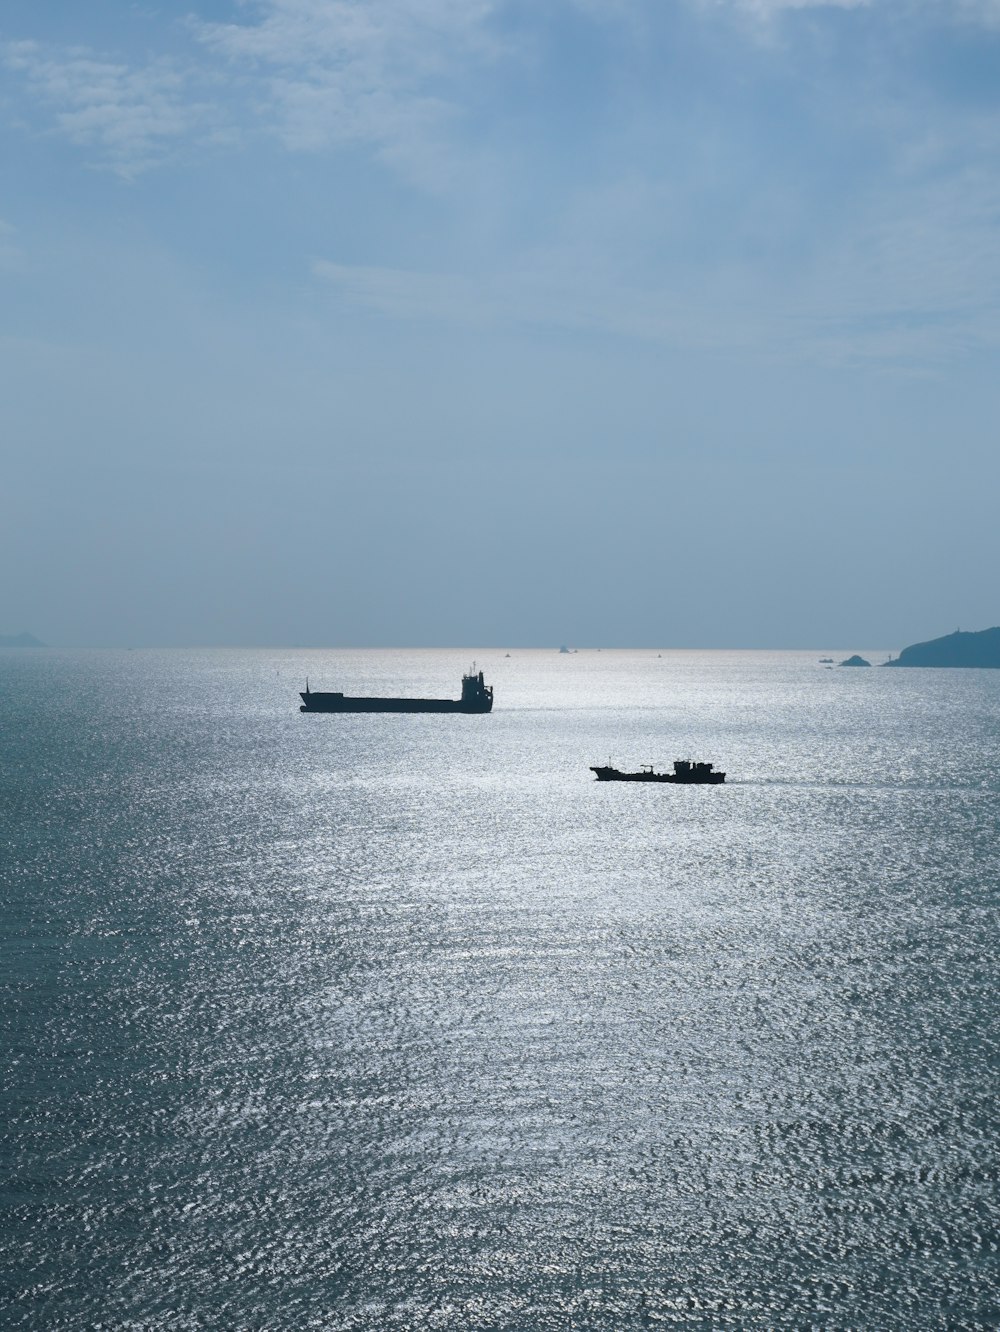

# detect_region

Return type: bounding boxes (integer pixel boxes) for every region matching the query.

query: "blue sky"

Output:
[2,0,999,646]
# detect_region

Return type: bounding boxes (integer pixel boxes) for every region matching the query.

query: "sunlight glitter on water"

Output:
[2,648,999,1328]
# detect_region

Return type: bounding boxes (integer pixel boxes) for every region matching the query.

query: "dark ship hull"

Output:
[591,762,725,784]
[301,695,492,713]
[300,670,493,714]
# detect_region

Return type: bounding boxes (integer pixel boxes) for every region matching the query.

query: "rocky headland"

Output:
[883,627,1000,668]
[0,632,45,647]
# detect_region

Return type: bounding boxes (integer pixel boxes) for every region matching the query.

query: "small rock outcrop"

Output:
[839,654,871,667]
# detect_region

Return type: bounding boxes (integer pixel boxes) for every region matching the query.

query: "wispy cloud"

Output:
[705,0,1000,26]
[313,178,1000,371]
[2,39,223,175]
[193,0,506,187]
[1,2,510,187]
[4,0,1000,371]
[717,0,869,12]
[313,254,766,351]
[5,0,1000,180]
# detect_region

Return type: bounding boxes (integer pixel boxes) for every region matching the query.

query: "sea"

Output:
[2,648,998,1330]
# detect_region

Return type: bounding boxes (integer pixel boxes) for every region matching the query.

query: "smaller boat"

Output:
[591,760,725,784]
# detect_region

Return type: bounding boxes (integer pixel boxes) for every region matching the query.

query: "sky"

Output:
[2,0,999,648]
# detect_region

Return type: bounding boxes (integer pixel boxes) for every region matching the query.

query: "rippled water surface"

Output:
[3,648,999,1328]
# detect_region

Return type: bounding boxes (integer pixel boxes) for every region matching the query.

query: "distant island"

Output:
[0,632,45,647]
[840,654,871,667]
[884,626,1000,668]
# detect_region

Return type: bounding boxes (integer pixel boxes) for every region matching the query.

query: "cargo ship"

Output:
[590,760,725,784]
[299,668,493,714]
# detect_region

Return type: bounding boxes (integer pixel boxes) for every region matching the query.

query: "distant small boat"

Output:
[591,760,725,784]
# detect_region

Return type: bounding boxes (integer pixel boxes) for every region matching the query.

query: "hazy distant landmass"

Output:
[840,654,871,667]
[884,627,1000,668]
[0,632,45,647]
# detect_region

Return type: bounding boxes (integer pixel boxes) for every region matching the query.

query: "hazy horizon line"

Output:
[2,641,900,653]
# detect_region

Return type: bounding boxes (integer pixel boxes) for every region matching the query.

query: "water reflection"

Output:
[2,649,998,1327]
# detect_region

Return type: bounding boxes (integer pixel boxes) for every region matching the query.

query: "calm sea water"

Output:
[2,648,999,1329]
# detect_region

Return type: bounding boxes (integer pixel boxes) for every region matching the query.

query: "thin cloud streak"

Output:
[2,39,223,175]
[313,184,1000,371]
[718,0,869,12]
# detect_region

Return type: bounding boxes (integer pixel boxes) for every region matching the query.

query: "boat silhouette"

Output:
[300,668,493,714]
[591,760,725,784]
